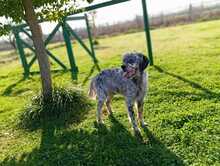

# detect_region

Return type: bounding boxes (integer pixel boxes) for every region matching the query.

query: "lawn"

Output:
[0,20,220,166]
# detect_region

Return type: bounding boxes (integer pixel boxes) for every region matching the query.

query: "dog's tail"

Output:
[88,78,97,100]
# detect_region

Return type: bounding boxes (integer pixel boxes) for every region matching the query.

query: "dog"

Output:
[88,52,149,133]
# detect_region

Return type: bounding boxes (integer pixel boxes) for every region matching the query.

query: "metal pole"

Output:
[85,14,98,64]
[13,29,29,78]
[141,0,154,65]
[66,23,93,56]
[62,21,78,80]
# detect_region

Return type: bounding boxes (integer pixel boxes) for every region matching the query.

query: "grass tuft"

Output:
[19,87,92,130]
[93,39,99,45]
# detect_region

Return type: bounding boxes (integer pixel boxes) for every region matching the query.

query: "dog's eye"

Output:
[127,59,134,64]
[121,65,126,71]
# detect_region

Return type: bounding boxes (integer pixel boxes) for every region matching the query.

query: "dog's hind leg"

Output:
[106,95,113,115]
[97,99,105,124]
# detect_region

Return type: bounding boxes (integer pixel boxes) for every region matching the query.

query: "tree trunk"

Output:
[22,0,52,98]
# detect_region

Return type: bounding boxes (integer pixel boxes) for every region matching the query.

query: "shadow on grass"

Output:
[1,70,69,97]
[29,69,69,76]
[154,65,220,100]
[82,64,101,86]
[1,78,27,96]
[1,115,185,166]
[1,62,101,96]
[0,75,8,80]
[94,46,109,50]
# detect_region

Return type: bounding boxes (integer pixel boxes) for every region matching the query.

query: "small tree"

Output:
[88,10,99,45]
[0,0,94,99]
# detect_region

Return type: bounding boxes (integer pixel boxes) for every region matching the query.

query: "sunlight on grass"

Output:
[0,20,220,165]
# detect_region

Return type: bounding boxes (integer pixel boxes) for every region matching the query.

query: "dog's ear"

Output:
[121,65,126,72]
[139,54,149,71]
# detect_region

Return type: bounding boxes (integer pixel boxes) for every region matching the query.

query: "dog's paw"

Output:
[108,112,114,118]
[97,119,104,125]
[94,120,105,128]
[108,111,113,116]
[140,122,148,128]
[134,127,141,133]
[134,127,142,138]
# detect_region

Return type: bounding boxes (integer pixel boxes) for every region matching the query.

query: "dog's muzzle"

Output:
[123,64,137,78]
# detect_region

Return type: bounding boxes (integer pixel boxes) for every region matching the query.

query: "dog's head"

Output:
[121,52,149,79]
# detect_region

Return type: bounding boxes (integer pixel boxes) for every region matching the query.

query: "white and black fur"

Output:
[88,52,149,132]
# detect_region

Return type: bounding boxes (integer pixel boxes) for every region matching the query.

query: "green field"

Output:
[0,20,220,165]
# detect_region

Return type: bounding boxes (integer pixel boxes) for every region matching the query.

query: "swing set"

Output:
[12,0,153,80]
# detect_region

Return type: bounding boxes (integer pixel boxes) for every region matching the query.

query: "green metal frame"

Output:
[141,0,153,65]
[69,0,154,65]
[13,15,98,80]
[14,0,153,80]
[62,20,78,80]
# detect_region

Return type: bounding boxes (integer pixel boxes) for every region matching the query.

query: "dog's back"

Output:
[88,68,133,100]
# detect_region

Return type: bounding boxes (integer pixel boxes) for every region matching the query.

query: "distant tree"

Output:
[88,10,99,45]
[0,0,94,99]
[189,4,193,21]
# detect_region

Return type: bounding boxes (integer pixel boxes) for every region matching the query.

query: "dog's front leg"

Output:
[106,95,113,115]
[126,99,140,133]
[137,100,147,127]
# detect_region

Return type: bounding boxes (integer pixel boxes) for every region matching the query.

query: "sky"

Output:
[40,0,206,34]
[89,0,195,24]
[0,0,210,37]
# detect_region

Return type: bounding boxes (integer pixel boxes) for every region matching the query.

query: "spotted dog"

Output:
[88,52,149,133]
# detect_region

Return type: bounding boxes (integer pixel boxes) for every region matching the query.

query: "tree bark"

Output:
[22,0,52,98]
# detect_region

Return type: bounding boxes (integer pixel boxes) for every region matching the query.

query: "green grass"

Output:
[0,20,220,165]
